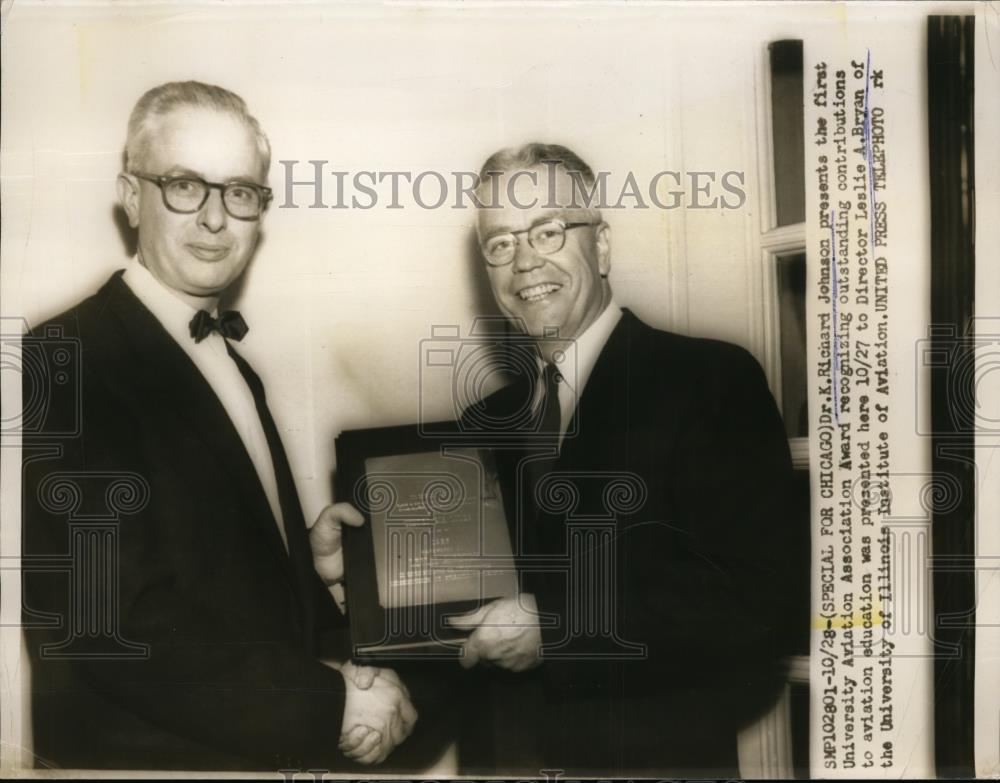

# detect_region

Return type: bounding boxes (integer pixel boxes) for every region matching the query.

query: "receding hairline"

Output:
[476,142,596,185]
[472,143,604,221]
[142,107,267,172]
[124,81,271,177]
[473,162,605,231]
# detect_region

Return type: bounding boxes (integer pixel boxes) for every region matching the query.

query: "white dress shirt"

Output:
[537,299,623,446]
[122,259,288,551]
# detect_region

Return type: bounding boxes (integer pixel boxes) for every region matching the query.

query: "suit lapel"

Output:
[559,310,634,474]
[100,273,296,584]
[513,313,635,558]
[226,345,319,635]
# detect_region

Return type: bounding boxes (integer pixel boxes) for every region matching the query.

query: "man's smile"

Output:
[516,282,563,302]
[186,242,231,262]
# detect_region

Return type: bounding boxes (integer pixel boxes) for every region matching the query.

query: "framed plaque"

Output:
[335,422,517,660]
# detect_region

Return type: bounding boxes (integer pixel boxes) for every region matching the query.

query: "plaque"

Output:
[335,422,517,660]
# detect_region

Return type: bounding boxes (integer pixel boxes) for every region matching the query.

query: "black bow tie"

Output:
[189,309,249,343]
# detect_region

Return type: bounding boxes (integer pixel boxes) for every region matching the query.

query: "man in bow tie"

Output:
[21,81,416,771]
[449,143,805,776]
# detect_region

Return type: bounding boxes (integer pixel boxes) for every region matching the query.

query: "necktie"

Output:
[525,362,562,523]
[189,309,249,343]
[535,362,562,438]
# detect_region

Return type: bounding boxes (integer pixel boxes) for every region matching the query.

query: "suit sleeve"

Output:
[532,346,802,721]
[22,349,354,770]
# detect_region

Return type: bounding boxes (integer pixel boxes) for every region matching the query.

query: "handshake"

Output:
[314,504,418,765]
[328,659,417,765]
[312,502,543,765]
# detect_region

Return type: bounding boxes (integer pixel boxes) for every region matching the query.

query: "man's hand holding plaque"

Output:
[311,502,366,612]
[448,594,543,673]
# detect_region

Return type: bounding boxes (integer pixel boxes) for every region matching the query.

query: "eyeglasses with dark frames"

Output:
[131,172,272,221]
[481,218,601,267]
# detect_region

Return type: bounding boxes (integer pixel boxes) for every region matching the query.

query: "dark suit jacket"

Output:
[21,272,359,771]
[460,309,803,776]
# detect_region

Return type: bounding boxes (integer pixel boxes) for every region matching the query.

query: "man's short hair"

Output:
[477,142,596,188]
[124,80,271,176]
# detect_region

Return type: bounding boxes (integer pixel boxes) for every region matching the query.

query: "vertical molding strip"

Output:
[927,14,976,779]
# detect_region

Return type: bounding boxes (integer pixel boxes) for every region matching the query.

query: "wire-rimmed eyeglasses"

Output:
[481,219,601,267]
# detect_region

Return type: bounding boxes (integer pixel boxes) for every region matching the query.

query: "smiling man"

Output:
[451,143,803,776]
[477,161,612,361]
[21,81,416,771]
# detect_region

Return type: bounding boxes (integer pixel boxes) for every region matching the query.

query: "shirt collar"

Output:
[541,299,623,395]
[121,257,211,347]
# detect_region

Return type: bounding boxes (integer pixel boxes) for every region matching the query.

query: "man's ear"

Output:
[595,222,611,277]
[116,173,141,229]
